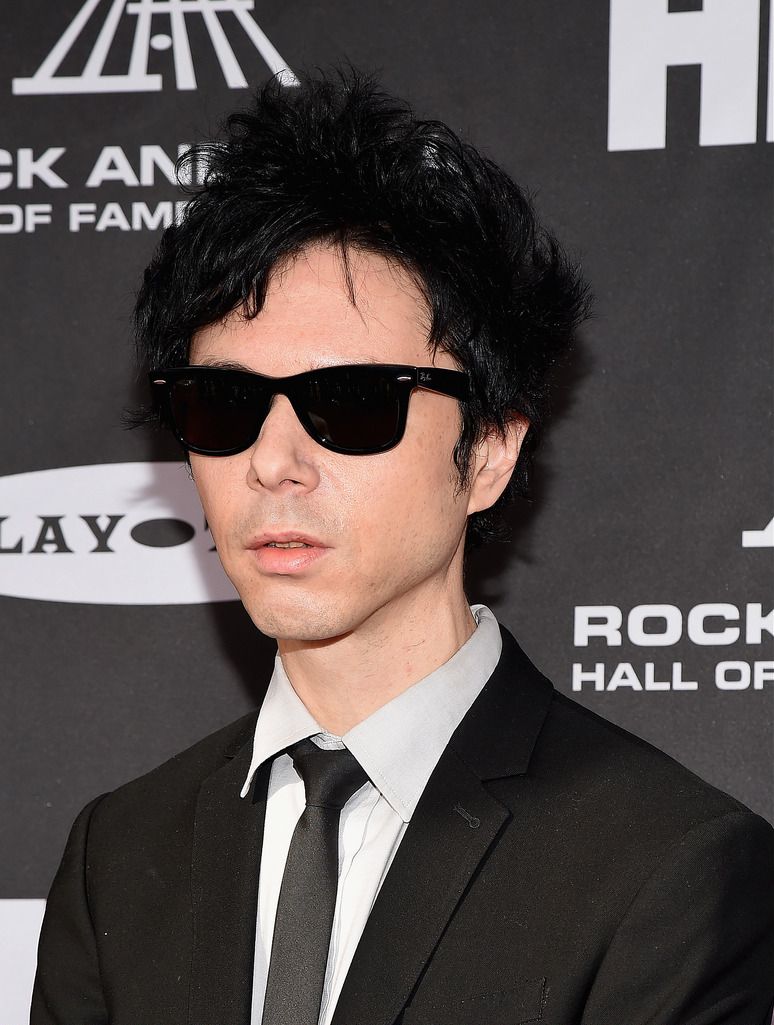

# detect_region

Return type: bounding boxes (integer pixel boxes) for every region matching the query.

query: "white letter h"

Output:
[608,0,761,150]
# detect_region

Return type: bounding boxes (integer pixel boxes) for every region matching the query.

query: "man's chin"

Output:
[240,596,356,645]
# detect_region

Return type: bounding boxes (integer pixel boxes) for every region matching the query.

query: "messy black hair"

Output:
[133,66,591,546]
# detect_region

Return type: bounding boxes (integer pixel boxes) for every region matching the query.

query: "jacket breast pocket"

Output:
[399,976,547,1025]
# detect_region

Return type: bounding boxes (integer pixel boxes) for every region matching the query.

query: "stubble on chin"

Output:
[241,591,357,644]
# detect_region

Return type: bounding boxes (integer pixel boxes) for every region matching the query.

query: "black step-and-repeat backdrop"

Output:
[1,1,772,1019]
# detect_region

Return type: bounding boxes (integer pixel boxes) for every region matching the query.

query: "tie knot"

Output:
[290,738,368,809]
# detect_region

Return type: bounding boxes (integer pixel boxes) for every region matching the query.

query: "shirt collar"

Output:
[238,661,323,798]
[240,604,502,821]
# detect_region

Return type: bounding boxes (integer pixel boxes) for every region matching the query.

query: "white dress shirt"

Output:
[240,604,503,1025]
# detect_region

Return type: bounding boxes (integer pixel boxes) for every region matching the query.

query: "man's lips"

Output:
[247,531,328,550]
[246,531,330,574]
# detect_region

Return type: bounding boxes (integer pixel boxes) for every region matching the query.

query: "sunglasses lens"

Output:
[169,373,265,454]
[158,365,409,455]
[303,368,403,451]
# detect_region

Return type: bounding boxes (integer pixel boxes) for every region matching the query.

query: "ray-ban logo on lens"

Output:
[12,0,298,96]
[0,462,238,604]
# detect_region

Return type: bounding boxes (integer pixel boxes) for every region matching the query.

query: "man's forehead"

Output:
[189,245,434,368]
[270,242,419,296]
[192,354,395,371]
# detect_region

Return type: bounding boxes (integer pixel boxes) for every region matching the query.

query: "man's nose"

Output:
[246,393,321,493]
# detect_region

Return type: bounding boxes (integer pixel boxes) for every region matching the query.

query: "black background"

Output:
[1,1,771,907]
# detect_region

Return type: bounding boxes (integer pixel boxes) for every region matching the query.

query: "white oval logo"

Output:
[0,462,238,604]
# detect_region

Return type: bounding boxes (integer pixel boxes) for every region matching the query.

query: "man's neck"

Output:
[276,590,478,735]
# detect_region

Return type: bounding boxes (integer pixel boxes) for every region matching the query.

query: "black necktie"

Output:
[261,738,369,1025]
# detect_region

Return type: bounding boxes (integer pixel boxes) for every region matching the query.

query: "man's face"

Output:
[189,244,484,643]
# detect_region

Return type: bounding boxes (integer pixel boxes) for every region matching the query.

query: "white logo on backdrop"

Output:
[608,0,773,150]
[571,514,774,694]
[0,462,239,604]
[0,899,45,1025]
[742,515,774,548]
[12,0,298,96]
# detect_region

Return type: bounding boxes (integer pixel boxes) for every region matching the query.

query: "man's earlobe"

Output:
[467,414,530,516]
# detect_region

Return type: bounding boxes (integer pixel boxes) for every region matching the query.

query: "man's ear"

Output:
[466,414,530,516]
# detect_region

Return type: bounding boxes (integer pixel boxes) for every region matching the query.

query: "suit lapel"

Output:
[188,717,267,1025]
[331,626,554,1025]
[330,746,509,1025]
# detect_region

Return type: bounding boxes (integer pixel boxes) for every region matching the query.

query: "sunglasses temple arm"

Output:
[417,368,470,401]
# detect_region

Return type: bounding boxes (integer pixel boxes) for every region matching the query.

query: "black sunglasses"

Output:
[149,363,470,456]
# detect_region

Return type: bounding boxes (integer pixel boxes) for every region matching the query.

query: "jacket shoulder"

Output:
[127,709,256,790]
[496,625,758,824]
[536,686,764,829]
[88,710,258,831]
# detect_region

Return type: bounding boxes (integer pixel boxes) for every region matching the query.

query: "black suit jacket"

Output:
[32,626,774,1025]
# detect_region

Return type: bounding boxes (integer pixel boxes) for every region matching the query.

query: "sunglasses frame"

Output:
[149,362,470,456]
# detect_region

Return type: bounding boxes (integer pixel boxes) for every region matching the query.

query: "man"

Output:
[32,69,774,1025]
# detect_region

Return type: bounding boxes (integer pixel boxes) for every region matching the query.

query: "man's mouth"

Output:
[248,532,329,574]
[249,531,327,551]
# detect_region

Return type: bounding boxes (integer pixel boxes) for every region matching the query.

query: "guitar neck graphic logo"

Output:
[12,0,298,95]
